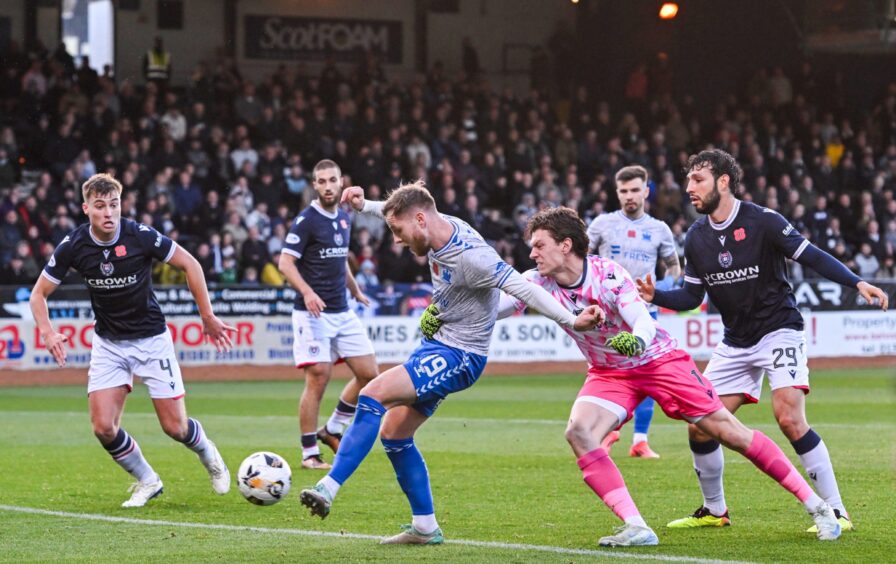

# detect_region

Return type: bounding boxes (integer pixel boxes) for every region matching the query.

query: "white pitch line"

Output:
[0,504,756,564]
[0,410,892,431]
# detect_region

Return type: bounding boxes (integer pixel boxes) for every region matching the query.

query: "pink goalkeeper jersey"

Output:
[517,255,678,369]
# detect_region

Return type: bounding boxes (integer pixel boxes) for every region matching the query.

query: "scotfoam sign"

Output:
[244,15,402,63]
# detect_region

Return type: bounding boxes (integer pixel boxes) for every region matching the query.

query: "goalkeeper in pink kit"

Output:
[498,207,841,546]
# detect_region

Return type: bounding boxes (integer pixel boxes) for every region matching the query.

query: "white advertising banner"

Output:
[1,311,894,370]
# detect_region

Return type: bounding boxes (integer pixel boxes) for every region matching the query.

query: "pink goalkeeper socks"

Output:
[578,447,641,522]
[744,430,814,503]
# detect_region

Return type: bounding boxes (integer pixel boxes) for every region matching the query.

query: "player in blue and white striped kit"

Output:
[299,181,602,544]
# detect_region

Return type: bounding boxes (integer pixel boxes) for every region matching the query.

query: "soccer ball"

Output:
[237,451,292,506]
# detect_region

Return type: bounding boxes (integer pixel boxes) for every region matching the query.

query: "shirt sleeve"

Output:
[682,233,702,287]
[41,235,75,284]
[462,247,517,289]
[136,223,176,262]
[281,216,311,260]
[762,208,809,260]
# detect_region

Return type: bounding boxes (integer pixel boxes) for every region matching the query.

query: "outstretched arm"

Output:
[796,244,889,310]
[637,273,705,311]
[167,246,236,351]
[30,275,67,366]
[500,270,603,330]
[341,186,385,218]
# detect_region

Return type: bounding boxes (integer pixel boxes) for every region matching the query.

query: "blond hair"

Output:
[382,180,436,218]
[82,173,123,202]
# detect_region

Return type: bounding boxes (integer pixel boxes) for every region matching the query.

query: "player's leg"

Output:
[629,398,659,458]
[669,344,761,527]
[320,312,378,449]
[89,385,162,506]
[300,363,418,518]
[761,329,851,530]
[292,310,338,468]
[570,372,658,547]
[139,337,230,495]
[379,406,443,545]
[318,353,378,453]
[695,408,841,540]
[300,362,334,468]
[88,334,162,507]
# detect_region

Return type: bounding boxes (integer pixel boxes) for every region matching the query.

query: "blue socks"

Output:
[382,437,434,515]
[328,395,385,485]
[633,397,655,436]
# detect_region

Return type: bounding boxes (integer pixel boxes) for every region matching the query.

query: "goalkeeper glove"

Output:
[607,331,646,357]
[419,303,443,339]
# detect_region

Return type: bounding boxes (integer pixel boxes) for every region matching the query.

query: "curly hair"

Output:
[526,206,589,258]
[686,149,742,188]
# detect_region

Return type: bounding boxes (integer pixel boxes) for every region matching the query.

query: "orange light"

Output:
[659,2,679,19]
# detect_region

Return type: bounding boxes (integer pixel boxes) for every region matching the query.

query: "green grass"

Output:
[0,369,894,563]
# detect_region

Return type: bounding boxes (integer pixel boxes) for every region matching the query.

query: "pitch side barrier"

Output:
[1,281,893,369]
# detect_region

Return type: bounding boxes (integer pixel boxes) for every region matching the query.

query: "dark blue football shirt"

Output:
[281,202,351,313]
[42,219,176,339]
[682,200,807,347]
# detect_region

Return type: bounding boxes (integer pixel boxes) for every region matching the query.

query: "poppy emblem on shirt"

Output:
[627,230,636,238]
[340,219,348,229]
[734,228,746,241]
[718,250,733,268]
[432,263,440,276]
[115,245,127,257]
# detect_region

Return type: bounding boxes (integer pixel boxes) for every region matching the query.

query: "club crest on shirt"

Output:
[718,250,733,268]
[309,345,320,356]
[333,232,344,246]
[642,231,652,241]
[100,261,115,276]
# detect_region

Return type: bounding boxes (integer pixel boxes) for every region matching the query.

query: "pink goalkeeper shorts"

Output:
[578,349,724,425]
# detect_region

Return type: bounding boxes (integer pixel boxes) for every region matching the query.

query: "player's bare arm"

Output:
[636,273,655,303]
[661,254,682,280]
[29,275,68,366]
[278,251,326,316]
[167,245,236,352]
[346,262,370,307]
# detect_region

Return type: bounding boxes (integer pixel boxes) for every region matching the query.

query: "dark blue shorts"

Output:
[403,338,488,417]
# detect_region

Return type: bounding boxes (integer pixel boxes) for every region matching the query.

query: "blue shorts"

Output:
[403,338,488,417]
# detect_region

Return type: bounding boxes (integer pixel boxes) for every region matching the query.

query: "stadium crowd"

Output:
[1,40,895,287]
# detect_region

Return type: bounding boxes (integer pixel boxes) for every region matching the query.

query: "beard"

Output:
[694,180,722,215]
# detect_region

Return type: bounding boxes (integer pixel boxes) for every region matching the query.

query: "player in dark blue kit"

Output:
[637,150,888,532]
[278,160,378,470]
[30,173,237,508]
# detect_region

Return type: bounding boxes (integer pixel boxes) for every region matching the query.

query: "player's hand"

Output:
[303,291,326,317]
[202,314,236,353]
[353,290,371,307]
[857,281,889,311]
[636,274,656,303]
[340,186,366,211]
[419,303,442,339]
[607,331,646,357]
[41,331,68,366]
[573,304,604,331]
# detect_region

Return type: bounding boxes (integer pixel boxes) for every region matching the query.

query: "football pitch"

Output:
[1,368,893,563]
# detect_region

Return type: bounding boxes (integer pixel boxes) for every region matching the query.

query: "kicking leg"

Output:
[318,354,379,453]
[300,364,417,519]
[155,395,229,494]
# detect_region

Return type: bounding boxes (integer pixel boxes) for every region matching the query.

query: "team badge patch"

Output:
[734,228,746,241]
[309,345,320,356]
[333,233,344,246]
[642,231,652,241]
[718,250,733,268]
[100,262,115,276]
[115,245,127,257]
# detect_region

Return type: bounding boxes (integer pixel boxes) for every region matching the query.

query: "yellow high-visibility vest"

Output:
[146,50,170,80]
